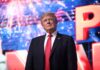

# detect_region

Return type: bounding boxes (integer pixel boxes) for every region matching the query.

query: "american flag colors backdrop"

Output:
[0,0,100,70]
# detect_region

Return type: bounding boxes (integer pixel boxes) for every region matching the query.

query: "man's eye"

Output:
[49,18,54,21]
[43,19,47,22]
[43,18,54,22]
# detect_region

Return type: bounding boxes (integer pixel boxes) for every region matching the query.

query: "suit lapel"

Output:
[50,33,61,57]
[38,35,45,58]
[36,35,45,70]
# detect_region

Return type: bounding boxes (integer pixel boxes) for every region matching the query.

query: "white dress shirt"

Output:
[44,31,57,50]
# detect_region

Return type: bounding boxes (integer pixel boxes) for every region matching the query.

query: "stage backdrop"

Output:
[0,0,100,70]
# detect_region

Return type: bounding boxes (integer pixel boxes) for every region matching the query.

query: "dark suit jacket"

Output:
[25,33,77,70]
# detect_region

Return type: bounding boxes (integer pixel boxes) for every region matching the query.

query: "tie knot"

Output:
[48,34,52,37]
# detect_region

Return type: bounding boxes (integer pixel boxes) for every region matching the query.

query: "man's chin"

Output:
[46,29,55,33]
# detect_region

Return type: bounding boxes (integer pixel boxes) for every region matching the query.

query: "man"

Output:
[25,12,77,70]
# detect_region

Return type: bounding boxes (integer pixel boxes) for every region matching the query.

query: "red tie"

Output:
[45,34,52,70]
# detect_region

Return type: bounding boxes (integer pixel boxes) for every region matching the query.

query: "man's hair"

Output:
[40,12,57,23]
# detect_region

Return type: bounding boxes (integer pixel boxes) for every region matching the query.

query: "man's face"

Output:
[41,15,57,33]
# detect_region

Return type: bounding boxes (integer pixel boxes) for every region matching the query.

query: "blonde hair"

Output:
[40,12,57,23]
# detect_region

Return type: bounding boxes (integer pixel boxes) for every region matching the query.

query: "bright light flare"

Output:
[6,1,24,17]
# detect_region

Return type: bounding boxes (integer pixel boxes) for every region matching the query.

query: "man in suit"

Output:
[25,12,77,70]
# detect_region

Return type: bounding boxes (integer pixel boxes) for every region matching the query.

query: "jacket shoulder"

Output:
[58,33,73,40]
[31,35,45,41]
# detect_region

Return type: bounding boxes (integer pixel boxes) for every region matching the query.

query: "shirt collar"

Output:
[46,31,57,37]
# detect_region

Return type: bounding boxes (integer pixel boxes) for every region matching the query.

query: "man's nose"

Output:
[47,20,51,24]
[47,22,51,24]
